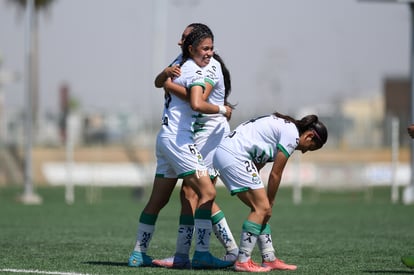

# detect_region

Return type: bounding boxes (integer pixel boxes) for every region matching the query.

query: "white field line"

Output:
[0,268,93,275]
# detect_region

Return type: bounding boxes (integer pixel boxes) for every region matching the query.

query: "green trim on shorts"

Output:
[155,173,164,178]
[139,212,158,225]
[178,170,196,178]
[230,187,250,196]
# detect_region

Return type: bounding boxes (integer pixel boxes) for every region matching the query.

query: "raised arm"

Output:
[154,65,181,88]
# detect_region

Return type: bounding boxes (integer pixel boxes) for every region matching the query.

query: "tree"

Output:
[7,0,57,132]
[7,0,57,204]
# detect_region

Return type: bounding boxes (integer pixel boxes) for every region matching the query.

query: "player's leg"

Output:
[174,183,197,266]
[152,182,197,269]
[184,172,233,269]
[211,199,239,262]
[257,223,297,270]
[233,188,272,272]
[236,186,296,271]
[128,176,177,267]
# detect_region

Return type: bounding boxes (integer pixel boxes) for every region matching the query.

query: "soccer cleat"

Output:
[222,252,238,263]
[192,251,234,269]
[262,258,297,270]
[152,255,191,269]
[152,256,174,268]
[402,255,414,268]
[128,251,153,267]
[234,259,272,272]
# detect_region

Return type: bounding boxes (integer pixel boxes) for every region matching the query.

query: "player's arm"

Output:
[154,65,181,88]
[164,78,214,103]
[189,85,232,115]
[199,80,232,119]
[164,78,188,100]
[267,151,289,207]
[202,81,213,101]
[408,124,414,138]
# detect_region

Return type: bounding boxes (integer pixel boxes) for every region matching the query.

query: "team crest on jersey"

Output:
[251,173,261,185]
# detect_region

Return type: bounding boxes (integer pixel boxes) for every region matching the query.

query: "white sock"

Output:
[238,230,258,262]
[194,218,212,252]
[212,211,239,254]
[175,224,194,256]
[133,223,155,253]
[257,233,276,262]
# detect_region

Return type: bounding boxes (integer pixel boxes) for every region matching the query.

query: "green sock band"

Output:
[242,220,262,235]
[260,223,272,234]
[195,208,211,220]
[179,214,194,225]
[139,212,158,225]
[211,210,225,225]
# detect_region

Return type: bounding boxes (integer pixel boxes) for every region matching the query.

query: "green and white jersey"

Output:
[204,57,225,106]
[218,114,299,164]
[194,57,226,130]
[159,58,205,137]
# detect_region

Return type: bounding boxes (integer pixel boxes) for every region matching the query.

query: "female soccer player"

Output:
[128,25,232,269]
[151,23,239,269]
[213,112,328,272]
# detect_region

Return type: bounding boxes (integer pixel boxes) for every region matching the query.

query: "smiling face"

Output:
[188,37,213,67]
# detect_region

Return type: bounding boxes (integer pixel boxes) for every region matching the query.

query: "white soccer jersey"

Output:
[204,57,225,106]
[193,57,230,172]
[154,58,208,178]
[218,114,299,165]
[213,114,299,194]
[159,58,205,137]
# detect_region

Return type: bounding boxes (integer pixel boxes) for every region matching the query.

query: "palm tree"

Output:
[7,0,57,131]
[7,0,57,204]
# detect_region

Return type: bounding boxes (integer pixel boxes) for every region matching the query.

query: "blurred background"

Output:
[0,0,413,202]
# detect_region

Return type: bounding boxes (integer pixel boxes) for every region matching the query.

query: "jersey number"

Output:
[244,160,258,173]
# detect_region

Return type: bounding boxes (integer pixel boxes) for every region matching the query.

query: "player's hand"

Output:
[224,105,232,121]
[165,65,181,78]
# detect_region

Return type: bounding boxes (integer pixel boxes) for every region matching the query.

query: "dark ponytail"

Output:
[274,112,328,148]
[213,53,236,108]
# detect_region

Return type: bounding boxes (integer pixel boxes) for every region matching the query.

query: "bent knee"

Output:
[256,206,272,219]
[181,186,199,202]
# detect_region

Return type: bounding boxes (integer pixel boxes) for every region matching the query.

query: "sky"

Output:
[0,0,411,125]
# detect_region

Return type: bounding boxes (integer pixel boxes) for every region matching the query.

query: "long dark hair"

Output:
[182,23,234,108]
[274,112,328,148]
[180,26,213,66]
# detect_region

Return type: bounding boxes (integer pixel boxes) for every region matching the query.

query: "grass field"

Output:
[1,185,414,275]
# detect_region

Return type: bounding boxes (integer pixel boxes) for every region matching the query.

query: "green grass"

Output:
[0,185,414,275]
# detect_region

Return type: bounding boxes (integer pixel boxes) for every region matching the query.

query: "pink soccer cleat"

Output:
[234,259,272,272]
[262,258,297,270]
